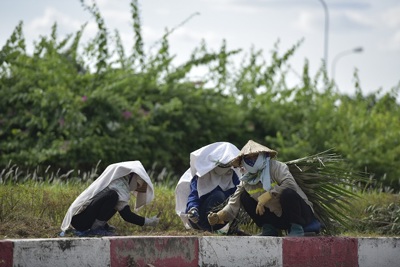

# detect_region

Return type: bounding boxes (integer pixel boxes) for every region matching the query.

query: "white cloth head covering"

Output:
[175,169,193,229]
[61,161,154,231]
[175,142,240,229]
[189,141,240,177]
[196,167,235,197]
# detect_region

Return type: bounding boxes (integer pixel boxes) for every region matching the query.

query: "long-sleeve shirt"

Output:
[185,172,240,213]
[221,159,313,221]
[100,177,146,226]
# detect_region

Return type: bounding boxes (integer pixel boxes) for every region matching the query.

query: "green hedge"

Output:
[1,0,399,190]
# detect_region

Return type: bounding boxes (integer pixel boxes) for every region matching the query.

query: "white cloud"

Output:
[153,8,172,16]
[142,25,162,43]
[379,30,400,51]
[294,11,319,33]
[25,6,98,44]
[29,7,82,34]
[343,11,374,28]
[391,31,400,47]
[382,7,400,28]
[0,0,398,96]
[171,27,219,46]
[374,6,400,51]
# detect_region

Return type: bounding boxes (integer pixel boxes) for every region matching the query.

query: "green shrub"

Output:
[0,0,399,191]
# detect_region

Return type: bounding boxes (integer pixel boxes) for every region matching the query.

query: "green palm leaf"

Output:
[286,150,368,234]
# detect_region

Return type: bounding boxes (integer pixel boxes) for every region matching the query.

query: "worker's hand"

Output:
[144,215,159,227]
[256,191,272,216]
[187,207,200,223]
[207,210,227,225]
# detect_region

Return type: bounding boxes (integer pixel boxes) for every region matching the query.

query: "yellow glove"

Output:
[256,191,272,216]
[207,210,228,225]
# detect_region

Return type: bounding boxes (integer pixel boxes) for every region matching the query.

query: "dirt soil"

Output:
[1,219,60,239]
[0,218,220,239]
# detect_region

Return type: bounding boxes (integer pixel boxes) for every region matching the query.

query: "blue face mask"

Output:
[243,153,267,174]
[243,155,257,167]
[243,152,270,168]
[240,153,272,191]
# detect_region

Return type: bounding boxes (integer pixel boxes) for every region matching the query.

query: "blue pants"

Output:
[189,190,228,232]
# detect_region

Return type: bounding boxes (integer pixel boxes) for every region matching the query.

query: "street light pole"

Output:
[318,0,329,71]
[331,47,363,80]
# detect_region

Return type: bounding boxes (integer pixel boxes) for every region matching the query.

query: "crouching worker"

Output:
[208,140,320,236]
[175,142,241,233]
[60,161,159,237]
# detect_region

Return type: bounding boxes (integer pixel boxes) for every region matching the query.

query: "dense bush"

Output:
[0,0,399,190]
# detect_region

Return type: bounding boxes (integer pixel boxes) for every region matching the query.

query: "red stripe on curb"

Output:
[282,237,358,267]
[0,241,13,267]
[110,236,199,267]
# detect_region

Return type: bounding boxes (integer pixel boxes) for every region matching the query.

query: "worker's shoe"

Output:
[258,224,279,236]
[288,223,304,237]
[303,219,321,234]
[88,226,115,236]
[104,223,116,232]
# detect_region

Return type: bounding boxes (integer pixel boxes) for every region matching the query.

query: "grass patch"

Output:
[1,182,399,239]
[344,191,400,236]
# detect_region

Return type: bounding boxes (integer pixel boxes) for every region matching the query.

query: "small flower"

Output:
[82,95,88,102]
[59,118,65,127]
[139,108,150,116]
[122,110,132,119]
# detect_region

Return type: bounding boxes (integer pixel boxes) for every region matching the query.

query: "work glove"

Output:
[256,191,272,216]
[144,215,160,227]
[208,210,228,226]
[187,207,200,223]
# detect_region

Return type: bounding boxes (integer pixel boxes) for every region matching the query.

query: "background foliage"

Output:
[0,0,399,191]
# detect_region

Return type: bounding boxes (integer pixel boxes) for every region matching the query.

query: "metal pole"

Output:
[318,0,329,72]
[331,47,363,80]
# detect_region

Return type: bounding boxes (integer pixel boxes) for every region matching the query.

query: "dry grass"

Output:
[0,183,229,239]
[1,182,399,239]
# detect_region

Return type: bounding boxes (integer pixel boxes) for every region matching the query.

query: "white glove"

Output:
[144,215,159,227]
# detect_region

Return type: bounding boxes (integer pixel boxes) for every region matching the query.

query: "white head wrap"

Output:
[175,142,240,228]
[61,161,154,231]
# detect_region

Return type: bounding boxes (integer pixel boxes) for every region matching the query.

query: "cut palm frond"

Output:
[213,150,369,235]
[286,150,369,234]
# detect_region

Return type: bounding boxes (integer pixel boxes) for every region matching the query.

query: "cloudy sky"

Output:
[1,0,399,96]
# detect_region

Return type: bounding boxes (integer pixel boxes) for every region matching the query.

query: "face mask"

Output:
[213,166,232,176]
[129,173,145,191]
[129,175,138,191]
[242,153,266,174]
[136,177,144,187]
[243,155,257,167]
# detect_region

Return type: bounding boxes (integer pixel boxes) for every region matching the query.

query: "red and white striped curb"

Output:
[1,236,399,266]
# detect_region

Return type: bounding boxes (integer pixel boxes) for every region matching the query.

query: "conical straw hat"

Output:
[229,140,278,167]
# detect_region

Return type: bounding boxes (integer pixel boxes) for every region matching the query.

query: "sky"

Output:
[1,0,399,97]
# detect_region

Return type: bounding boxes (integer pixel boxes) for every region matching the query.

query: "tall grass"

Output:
[0,181,186,238]
[344,191,400,236]
[0,164,399,238]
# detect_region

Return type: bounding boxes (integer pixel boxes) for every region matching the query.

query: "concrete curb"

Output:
[1,236,399,266]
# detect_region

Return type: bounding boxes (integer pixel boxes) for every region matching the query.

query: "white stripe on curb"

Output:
[358,237,400,267]
[199,236,282,267]
[12,238,110,267]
